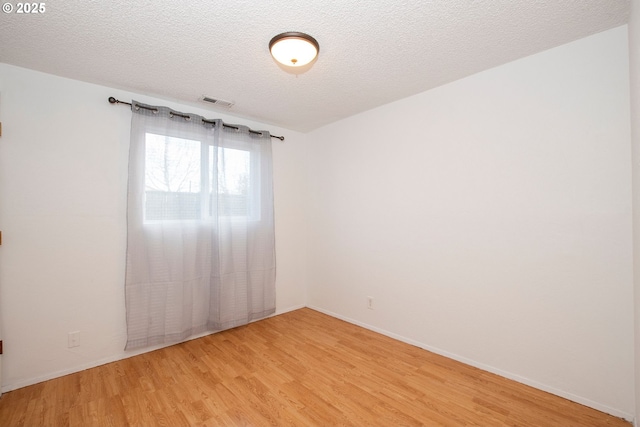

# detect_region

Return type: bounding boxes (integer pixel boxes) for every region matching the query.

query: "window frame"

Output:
[140,125,261,224]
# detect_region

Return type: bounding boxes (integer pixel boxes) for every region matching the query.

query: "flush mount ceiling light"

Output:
[269,32,319,67]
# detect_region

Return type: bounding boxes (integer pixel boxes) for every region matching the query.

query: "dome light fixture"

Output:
[269,32,319,67]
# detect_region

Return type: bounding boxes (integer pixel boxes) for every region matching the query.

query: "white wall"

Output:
[629,0,640,424]
[306,26,634,418]
[0,63,308,392]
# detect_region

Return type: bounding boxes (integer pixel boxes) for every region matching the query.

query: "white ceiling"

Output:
[0,0,630,132]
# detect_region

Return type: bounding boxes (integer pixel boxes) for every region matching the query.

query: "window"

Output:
[143,132,257,222]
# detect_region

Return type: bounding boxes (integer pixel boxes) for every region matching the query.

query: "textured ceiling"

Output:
[0,0,630,132]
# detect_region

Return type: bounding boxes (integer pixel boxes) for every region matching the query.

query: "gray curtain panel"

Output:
[125,101,276,350]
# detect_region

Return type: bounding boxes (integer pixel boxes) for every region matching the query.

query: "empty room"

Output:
[1,1,640,426]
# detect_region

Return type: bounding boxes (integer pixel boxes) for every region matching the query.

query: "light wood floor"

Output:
[0,308,631,426]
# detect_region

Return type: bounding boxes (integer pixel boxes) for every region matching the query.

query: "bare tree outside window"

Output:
[143,133,253,221]
[211,146,251,217]
[145,133,201,220]
[145,133,201,193]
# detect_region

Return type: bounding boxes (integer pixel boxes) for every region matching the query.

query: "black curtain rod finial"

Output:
[109,97,132,107]
[108,96,284,141]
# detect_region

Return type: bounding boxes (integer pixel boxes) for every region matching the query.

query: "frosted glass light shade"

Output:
[269,32,319,67]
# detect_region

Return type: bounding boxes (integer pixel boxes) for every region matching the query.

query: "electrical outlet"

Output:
[68,331,80,348]
[367,296,374,310]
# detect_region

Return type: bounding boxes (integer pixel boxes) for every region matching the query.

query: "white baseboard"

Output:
[275,304,306,315]
[2,352,134,393]
[307,305,635,423]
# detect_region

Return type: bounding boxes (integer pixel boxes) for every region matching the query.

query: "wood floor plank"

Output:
[0,308,631,426]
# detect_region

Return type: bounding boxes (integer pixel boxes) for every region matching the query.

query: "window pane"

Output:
[211,147,251,217]
[145,133,201,221]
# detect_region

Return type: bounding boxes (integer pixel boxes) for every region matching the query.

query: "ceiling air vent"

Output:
[201,96,235,108]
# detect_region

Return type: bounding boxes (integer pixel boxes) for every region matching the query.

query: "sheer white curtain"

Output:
[125,101,275,350]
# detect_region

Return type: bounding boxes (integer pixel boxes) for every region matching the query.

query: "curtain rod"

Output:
[108,97,285,141]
